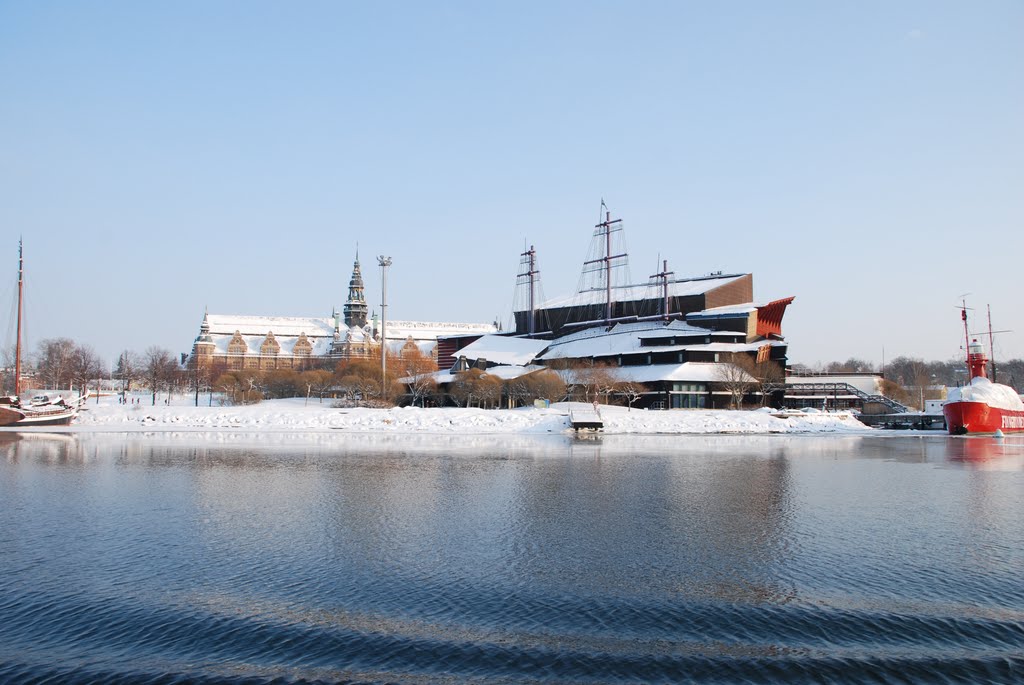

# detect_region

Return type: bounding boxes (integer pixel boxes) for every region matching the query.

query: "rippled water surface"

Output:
[1,432,1022,684]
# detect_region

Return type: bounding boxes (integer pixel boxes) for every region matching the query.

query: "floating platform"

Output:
[569,405,604,431]
[856,412,946,430]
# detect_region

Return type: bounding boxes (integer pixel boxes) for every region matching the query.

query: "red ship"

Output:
[943,308,1024,435]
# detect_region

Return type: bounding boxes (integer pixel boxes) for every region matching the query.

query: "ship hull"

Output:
[0,406,76,427]
[943,401,1024,435]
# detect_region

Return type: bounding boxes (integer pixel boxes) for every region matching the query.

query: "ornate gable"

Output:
[401,336,420,356]
[227,331,247,356]
[294,332,313,356]
[261,331,281,356]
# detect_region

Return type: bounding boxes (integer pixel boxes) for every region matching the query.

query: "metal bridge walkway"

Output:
[787,382,912,413]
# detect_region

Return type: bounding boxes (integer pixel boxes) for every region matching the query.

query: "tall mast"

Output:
[978,305,1012,383]
[650,259,674,321]
[988,305,996,383]
[518,245,539,336]
[605,209,612,322]
[960,299,970,377]
[582,201,626,325]
[15,239,23,397]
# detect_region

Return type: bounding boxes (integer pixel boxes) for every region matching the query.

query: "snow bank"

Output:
[946,377,1024,412]
[53,398,871,435]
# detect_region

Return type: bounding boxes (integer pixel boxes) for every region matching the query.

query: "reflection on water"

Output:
[0,431,1021,684]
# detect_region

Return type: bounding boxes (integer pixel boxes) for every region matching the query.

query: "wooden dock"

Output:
[569,405,604,431]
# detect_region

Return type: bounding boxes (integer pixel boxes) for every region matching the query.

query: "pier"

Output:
[569,405,604,431]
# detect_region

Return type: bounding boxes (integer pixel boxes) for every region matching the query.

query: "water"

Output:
[1,431,1021,684]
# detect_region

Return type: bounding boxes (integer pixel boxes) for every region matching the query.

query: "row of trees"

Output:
[802,355,1024,389]
[0,339,188,406]
[2,338,784,410]
[206,352,571,409]
[0,338,106,395]
[206,355,648,409]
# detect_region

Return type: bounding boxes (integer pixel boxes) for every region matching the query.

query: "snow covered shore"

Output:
[48,397,871,435]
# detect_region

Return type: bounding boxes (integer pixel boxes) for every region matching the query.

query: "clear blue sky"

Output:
[2,1,1021,369]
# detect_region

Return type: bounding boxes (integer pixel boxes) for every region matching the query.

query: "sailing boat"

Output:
[0,241,78,427]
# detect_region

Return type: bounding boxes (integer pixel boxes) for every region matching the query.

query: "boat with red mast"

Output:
[943,303,1024,435]
[0,240,78,428]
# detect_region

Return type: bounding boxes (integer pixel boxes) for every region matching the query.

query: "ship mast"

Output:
[977,304,1011,383]
[518,245,539,336]
[960,299,971,378]
[14,239,23,397]
[988,305,995,382]
[650,259,674,320]
[582,201,627,325]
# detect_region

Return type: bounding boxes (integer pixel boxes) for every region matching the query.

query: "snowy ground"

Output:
[37,393,872,435]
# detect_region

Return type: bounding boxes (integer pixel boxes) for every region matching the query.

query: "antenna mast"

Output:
[960,299,971,377]
[14,239,23,397]
[988,305,995,382]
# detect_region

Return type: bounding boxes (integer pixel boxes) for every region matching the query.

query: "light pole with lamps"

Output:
[378,256,392,399]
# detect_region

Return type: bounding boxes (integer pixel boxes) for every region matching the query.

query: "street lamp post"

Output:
[378,256,392,399]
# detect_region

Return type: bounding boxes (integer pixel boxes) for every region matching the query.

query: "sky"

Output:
[1,1,1021,370]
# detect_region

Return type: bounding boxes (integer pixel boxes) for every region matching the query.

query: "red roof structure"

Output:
[756,297,795,338]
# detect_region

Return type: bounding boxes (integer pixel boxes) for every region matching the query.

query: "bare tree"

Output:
[263,370,300,398]
[753,361,786,407]
[879,378,913,407]
[115,350,141,398]
[334,357,395,407]
[449,369,483,407]
[185,357,214,406]
[565,360,618,404]
[716,354,757,409]
[143,346,178,405]
[300,369,334,404]
[401,347,439,407]
[525,369,567,404]
[70,344,103,399]
[476,374,502,409]
[825,358,876,373]
[35,338,77,389]
[884,356,936,410]
[0,344,14,395]
[213,370,250,405]
[616,381,645,410]
[449,368,503,408]
[505,376,532,408]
